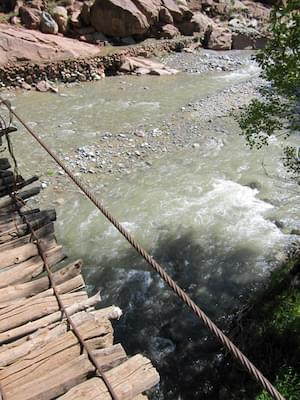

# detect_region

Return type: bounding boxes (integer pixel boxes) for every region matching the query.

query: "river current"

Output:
[7,51,300,399]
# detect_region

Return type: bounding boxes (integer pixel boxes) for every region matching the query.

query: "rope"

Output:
[4,128,120,400]
[0,98,286,400]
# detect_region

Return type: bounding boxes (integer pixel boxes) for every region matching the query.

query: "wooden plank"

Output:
[0,318,113,390]
[0,235,57,270]
[0,292,101,344]
[0,245,65,288]
[57,355,160,400]
[0,176,39,198]
[0,222,54,251]
[0,209,56,233]
[0,260,82,305]
[0,308,122,367]
[0,292,88,333]
[0,186,41,209]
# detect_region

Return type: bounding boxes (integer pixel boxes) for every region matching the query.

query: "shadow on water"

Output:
[84,229,263,399]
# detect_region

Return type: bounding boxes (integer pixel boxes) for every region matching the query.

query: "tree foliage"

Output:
[239,0,300,177]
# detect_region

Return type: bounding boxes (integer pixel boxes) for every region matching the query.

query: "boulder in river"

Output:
[36,80,58,92]
[119,56,179,76]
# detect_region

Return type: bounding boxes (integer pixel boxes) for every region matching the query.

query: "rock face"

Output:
[0,23,100,66]
[90,0,150,37]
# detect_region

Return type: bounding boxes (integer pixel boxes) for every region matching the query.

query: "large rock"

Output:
[0,0,17,12]
[160,24,180,38]
[207,25,232,50]
[119,56,179,75]
[79,1,92,26]
[0,23,100,66]
[90,0,150,37]
[178,12,213,38]
[131,0,161,22]
[159,7,173,24]
[40,11,59,34]
[52,6,68,34]
[162,0,183,22]
[19,6,42,29]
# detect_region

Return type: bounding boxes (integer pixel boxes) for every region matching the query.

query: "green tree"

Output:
[239,0,300,178]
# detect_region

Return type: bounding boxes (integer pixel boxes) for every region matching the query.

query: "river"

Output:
[6,50,300,399]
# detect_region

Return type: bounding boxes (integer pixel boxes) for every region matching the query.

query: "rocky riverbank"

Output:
[0,1,272,90]
[6,50,263,205]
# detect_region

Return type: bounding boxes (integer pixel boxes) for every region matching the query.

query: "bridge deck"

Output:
[0,157,159,400]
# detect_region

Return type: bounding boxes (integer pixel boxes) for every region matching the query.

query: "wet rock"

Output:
[40,11,59,34]
[52,6,69,34]
[160,24,180,39]
[90,0,150,37]
[19,6,42,29]
[291,229,300,236]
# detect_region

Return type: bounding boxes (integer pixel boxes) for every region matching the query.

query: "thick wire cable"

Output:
[1,98,286,400]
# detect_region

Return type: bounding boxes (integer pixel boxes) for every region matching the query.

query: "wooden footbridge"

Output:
[0,154,159,399]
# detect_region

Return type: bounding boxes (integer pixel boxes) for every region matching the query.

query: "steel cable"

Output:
[0,98,286,400]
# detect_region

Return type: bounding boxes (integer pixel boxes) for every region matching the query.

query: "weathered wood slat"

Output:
[0,222,54,251]
[0,209,56,233]
[0,158,10,170]
[0,292,101,344]
[0,186,41,209]
[0,291,88,333]
[0,260,82,305]
[60,355,160,400]
[0,245,65,288]
[0,176,39,198]
[0,235,57,270]
[0,318,113,389]
[0,308,122,367]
